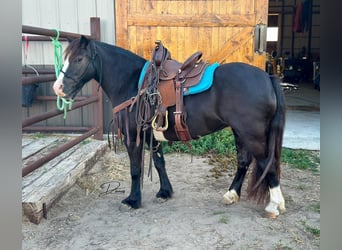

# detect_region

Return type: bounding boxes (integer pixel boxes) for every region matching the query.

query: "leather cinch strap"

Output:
[174,79,192,141]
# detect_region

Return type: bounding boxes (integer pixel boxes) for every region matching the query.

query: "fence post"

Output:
[90,17,104,140]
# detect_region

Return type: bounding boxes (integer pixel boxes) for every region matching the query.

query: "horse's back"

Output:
[213,62,276,105]
[215,62,270,86]
[170,62,278,138]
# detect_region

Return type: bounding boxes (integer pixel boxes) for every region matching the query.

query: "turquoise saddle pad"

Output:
[138,61,220,96]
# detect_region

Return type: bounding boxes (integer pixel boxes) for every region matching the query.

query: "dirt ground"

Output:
[22,148,320,250]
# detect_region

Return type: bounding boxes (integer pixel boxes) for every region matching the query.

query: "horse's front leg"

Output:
[150,140,173,199]
[121,141,143,209]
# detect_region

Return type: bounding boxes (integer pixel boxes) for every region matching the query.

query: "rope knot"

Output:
[56,97,74,119]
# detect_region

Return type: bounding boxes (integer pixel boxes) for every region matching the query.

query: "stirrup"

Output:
[152,110,169,131]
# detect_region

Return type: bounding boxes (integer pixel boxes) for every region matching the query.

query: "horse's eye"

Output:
[75,57,83,63]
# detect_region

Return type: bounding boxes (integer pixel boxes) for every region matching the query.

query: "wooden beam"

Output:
[254,0,269,69]
[207,27,254,64]
[127,14,255,27]
[115,0,128,48]
[255,0,269,25]
[22,136,108,224]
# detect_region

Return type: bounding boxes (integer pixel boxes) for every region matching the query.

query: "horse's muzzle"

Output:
[53,80,67,97]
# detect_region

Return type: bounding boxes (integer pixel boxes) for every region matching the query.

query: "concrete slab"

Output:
[282,82,320,151]
[283,110,320,150]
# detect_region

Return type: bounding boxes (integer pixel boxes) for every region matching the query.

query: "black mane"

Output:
[64,38,85,61]
[64,37,145,63]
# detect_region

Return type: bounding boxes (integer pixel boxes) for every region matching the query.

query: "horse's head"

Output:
[53,36,97,99]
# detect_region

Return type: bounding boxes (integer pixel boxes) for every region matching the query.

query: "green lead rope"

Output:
[50,28,73,119]
[51,29,63,78]
[56,96,73,119]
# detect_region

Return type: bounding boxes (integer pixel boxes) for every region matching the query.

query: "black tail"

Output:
[247,75,286,203]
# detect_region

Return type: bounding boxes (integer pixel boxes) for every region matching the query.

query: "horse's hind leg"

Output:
[264,162,286,218]
[252,157,286,218]
[223,131,252,205]
[149,138,173,199]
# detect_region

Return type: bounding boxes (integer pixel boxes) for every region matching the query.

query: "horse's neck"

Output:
[96,43,146,105]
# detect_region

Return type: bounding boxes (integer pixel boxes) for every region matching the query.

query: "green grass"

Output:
[212,210,226,215]
[300,220,320,237]
[310,202,320,213]
[281,148,320,172]
[80,139,91,145]
[275,241,293,250]
[32,132,48,139]
[218,215,229,224]
[163,129,320,172]
[162,128,236,155]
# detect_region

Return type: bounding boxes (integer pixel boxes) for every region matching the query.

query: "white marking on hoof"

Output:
[278,199,286,213]
[222,189,239,205]
[265,185,286,217]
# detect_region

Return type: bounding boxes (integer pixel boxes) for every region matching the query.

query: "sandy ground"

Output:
[22,149,320,250]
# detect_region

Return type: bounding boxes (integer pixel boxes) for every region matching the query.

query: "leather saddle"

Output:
[146,40,209,140]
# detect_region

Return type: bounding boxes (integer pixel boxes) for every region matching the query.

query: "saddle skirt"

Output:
[138,61,220,96]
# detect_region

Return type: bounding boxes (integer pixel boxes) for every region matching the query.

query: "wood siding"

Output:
[115,0,269,69]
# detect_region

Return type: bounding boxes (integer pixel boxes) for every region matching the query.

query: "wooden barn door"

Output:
[115,0,268,70]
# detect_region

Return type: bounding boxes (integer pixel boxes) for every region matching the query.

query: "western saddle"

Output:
[140,40,209,141]
[112,40,209,146]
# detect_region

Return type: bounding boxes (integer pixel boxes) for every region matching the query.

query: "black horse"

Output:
[53,36,286,218]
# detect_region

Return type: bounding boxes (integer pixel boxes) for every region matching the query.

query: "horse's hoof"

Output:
[264,211,278,219]
[121,197,141,209]
[279,201,286,213]
[154,197,168,204]
[268,186,286,214]
[119,203,134,212]
[222,189,239,205]
[156,189,173,199]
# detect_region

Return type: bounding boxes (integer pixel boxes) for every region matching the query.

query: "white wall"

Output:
[22,0,115,65]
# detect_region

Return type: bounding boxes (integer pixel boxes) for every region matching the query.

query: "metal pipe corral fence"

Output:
[22,17,104,177]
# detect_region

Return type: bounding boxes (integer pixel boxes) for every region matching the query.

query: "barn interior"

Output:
[267,0,320,90]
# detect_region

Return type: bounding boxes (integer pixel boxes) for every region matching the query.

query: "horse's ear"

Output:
[80,35,89,48]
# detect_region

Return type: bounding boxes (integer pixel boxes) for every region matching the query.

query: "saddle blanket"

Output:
[138,61,220,96]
